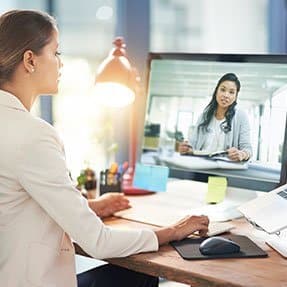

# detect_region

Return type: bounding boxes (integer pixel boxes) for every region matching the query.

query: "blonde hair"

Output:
[0,10,56,86]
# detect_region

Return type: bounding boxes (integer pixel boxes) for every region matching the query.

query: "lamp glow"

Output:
[94,37,138,108]
[93,82,135,108]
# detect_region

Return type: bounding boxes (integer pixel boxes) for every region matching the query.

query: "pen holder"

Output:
[99,169,122,195]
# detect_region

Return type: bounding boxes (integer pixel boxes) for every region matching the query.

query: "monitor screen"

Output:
[140,53,287,191]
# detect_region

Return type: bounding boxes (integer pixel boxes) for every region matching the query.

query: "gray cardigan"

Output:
[189,108,253,158]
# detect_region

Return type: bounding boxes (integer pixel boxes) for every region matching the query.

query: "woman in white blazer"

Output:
[0,10,209,287]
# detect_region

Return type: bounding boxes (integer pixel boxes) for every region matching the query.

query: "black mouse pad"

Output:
[170,234,268,260]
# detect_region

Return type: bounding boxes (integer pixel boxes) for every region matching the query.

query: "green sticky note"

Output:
[206,176,227,204]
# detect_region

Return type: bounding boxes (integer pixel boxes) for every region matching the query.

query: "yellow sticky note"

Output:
[206,176,227,204]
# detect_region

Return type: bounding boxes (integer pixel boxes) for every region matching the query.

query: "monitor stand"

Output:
[266,235,287,258]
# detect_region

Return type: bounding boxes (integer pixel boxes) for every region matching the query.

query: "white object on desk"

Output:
[115,206,234,236]
[266,235,287,258]
[168,180,256,221]
[238,184,287,259]
[159,153,248,170]
[115,180,257,230]
[207,222,235,236]
[238,183,287,234]
[116,206,234,236]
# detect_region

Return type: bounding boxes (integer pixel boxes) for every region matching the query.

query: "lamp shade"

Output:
[94,37,139,108]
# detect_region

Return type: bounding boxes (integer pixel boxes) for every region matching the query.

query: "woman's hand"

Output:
[227,147,248,161]
[154,215,209,245]
[88,193,131,218]
[179,141,193,155]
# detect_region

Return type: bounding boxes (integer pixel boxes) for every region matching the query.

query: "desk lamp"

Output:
[95,37,151,195]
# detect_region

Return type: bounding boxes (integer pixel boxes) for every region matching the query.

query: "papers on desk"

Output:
[191,149,228,157]
[209,155,236,162]
[115,180,258,225]
[160,153,248,170]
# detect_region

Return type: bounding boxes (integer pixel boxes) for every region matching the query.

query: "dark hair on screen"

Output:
[198,73,241,133]
[0,10,56,86]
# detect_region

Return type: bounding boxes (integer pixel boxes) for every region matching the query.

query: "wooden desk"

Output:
[75,216,287,287]
[76,179,286,286]
[77,183,287,287]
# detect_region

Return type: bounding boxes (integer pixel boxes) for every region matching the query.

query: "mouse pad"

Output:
[170,234,268,260]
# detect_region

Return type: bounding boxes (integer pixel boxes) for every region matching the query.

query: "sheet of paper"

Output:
[159,153,248,170]
[115,179,259,223]
[206,176,227,203]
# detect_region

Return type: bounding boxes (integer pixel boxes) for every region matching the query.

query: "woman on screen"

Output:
[179,73,252,161]
[0,10,209,287]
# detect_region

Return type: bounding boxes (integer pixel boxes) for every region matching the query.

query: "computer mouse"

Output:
[199,236,240,255]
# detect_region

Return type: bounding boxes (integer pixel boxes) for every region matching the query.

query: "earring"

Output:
[31,68,35,73]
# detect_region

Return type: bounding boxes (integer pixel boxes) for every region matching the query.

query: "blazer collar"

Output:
[0,89,28,112]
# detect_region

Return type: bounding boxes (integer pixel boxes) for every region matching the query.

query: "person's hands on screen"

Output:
[227,147,247,161]
[155,215,209,245]
[179,141,193,155]
[89,193,131,218]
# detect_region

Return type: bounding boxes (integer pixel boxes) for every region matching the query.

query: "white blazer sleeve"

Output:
[16,121,158,259]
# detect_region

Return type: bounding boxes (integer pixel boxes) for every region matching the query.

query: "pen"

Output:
[118,161,129,176]
[122,161,129,173]
[100,171,105,185]
[109,162,118,174]
[107,172,115,185]
[106,169,117,185]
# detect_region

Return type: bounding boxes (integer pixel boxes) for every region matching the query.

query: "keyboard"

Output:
[207,221,235,236]
[115,208,234,237]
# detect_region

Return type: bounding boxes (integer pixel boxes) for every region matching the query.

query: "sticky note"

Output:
[206,176,227,204]
[133,163,169,192]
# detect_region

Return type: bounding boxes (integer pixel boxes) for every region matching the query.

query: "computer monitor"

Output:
[140,53,287,191]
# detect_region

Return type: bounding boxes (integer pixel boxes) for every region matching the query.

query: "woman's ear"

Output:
[23,50,36,74]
